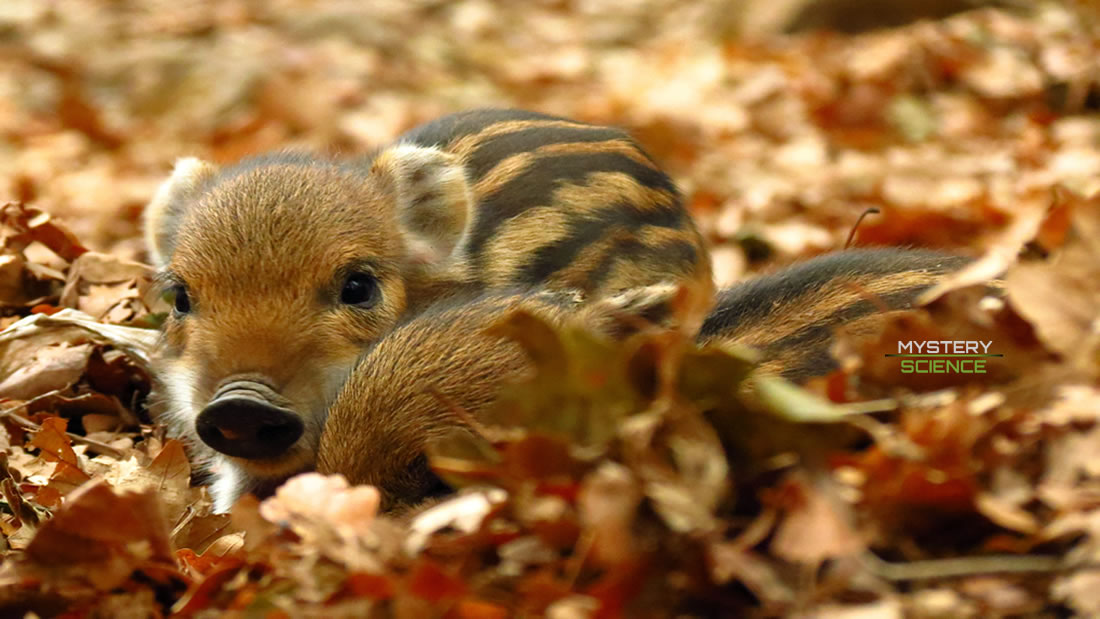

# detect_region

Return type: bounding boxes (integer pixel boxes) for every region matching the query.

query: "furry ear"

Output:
[143,157,218,267]
[369,144,474,268]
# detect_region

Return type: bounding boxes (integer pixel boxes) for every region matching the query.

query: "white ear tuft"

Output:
[370,144,474,268]
[144,157,218,267]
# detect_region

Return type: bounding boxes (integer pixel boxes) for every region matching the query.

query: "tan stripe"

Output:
[472,151,537,199]
[448,119,596,159]
[537,139,656,168]
[481,206,572,287]
[478,176,683,290]
[472,139,659,199]
[722,269,945,349]
[546,171,677,217]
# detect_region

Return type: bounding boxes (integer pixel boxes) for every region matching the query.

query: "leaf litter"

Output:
[0,0,1098,616]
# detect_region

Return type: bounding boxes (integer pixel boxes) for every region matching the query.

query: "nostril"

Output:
[257,421,299,444]
[218,427,246,441]
[196,395,305,460]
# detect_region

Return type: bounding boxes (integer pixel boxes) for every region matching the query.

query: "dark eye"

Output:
[171,285,191,315]
[341,273,380,308]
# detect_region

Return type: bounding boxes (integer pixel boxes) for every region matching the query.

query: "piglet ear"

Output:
[369,143,474,267]
[144,157,218,267]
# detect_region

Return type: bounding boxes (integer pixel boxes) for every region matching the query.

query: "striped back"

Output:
[398,109,711,298]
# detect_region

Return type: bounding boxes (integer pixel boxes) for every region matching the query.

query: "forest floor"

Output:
[1,1,1099,616]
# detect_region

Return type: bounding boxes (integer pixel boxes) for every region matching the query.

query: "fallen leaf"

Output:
[771,472,864,564]
[577,462,642,567]
[0,202,87,262]
[1005,203,1100,360]
[2,479,175,591]
[0,342,92,400]
[29,416,83,472]
[113,439,194,524]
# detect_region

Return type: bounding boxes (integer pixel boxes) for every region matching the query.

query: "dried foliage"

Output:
[1,1,1099,616]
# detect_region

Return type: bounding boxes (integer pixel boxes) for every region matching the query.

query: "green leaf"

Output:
[753,375,896,423]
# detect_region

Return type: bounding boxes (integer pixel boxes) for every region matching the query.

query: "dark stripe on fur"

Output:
[584,237,700,293]
[398,109,584,150]
[754,285,936,373]
[699,249,969,339]
[464,126,633,180]
[467,152,680,267]
[517,202,687,284]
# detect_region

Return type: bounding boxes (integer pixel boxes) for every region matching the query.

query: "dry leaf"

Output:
[771,473,864,564]
[2,479,175,592]
[0,342,92,399]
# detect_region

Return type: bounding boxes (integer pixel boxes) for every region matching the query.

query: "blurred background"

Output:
[0,0,1097,285]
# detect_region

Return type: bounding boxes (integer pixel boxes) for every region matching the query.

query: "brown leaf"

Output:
[1005,203,1100,360]
[343,570,396,600]
[228,494,278,553]
[621,401,729,535]
[501,434,580,481]
[35,478,173,559]
[113,439,195,524]
[176,532,244,580]
[0,254,27,306]
[975,491,1039,535]
[771,472,864,564]
[47,457,93,496]
[175,514,235,557]
[578,462,642,567]
[0,202,87,262]
[59,251,154,322]
[1054,570,1100,617]
[0,309,158,377]
[148,437,191,482]
[917,192,1048,305]
[485,309,642,447]
[258,472,380,537]
[447,598,511,619]
[0,479,175,592]
[708,542,794,605]
[29,416,81,470]
[407,559,467,603]
[486,310,569,377]
[81,413,121,434]
[1038,387,1100,511]
[0,342,92,400]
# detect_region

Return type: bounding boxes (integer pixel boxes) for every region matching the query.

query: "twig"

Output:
[562,529,595,591]
[171,505,197,541]
[1,400,126,459]
[844,207,881,249]
[861,551,1069,581]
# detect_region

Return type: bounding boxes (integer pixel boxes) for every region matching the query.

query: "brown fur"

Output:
[316,249,971,512]
[144,109,711,511]
[316,294,564,512]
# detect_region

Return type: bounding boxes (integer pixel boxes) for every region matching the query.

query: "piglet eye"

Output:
[341,273,380,308]
[171,285,191,315]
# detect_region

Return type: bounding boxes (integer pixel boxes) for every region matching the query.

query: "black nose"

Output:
[196,395,304,460]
